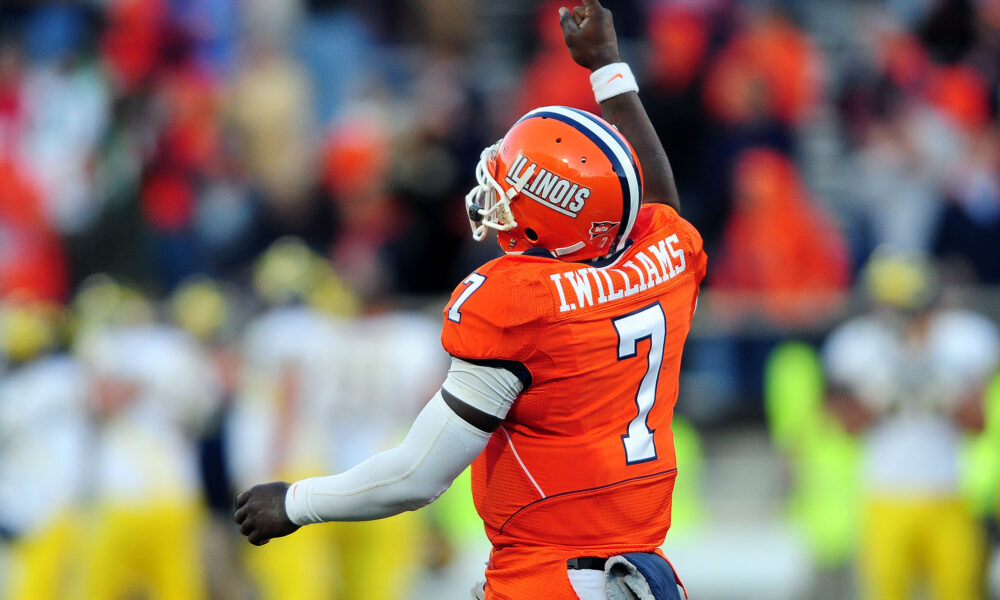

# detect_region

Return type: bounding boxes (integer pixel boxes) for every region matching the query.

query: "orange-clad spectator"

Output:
[878,30,930,92]
[100,0,168,92]
[703,10,821,126]
[925,64,990,132]
[515,0,598,118]
[321,113,390,201]
[712,148,849,325]
[0,160,68,302]
[646,3,710,93]
[141,167,195,233]
[321,109,399,298]
[157,63,224,173]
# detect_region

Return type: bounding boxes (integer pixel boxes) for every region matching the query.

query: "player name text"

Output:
[549,234,686,313]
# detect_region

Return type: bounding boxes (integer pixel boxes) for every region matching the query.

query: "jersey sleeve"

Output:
[440,257,549,370]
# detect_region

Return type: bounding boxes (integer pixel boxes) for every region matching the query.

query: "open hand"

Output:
[558,0,621,71]
[234,481,300,546]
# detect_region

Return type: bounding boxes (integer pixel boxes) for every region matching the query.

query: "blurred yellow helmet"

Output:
[72,274,154,331]
[0,299,63,363]
[307,262,361,318]
[252,237,360,316]
[170,276,232,342]
[862,247,939,312]
[252,237,320,306]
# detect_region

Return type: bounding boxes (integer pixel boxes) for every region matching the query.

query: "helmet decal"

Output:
[589,221,620,238]
[517,106,642,252]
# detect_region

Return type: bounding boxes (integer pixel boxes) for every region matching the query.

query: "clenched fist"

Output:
[559,0,621,72]
[234,481,300,546]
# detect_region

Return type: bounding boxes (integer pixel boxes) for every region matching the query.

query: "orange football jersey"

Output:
[441,203,707,600]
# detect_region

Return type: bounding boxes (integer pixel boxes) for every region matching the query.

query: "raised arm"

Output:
[559,0,680,212]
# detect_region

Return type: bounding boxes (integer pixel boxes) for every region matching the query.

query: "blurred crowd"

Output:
[1,0,1000,598]
[0,0,998,307]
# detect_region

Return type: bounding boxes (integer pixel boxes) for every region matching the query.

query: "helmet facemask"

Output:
[465,141,524,241]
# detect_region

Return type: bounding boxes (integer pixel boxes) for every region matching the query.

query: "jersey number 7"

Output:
[612,302,666,465]
[447,273,487,323]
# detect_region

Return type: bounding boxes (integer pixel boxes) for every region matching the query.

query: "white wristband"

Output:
[285,478,317,526]
[590,62,638,103]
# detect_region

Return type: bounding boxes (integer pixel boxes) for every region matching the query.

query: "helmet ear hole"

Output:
[524,228,539,242]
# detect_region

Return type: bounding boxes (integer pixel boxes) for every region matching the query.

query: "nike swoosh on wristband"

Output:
[608,73,623,82]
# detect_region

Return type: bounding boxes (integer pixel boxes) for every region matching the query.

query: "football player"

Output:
[0,301,89,600]
[235,2,706,599]
[822,250,1000,600]
[74,277,220,600]
[227,239,351,600]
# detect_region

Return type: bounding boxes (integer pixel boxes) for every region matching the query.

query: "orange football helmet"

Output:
[465,106,643,262]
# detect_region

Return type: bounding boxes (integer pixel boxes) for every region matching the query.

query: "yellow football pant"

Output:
[243,518,336,600]
[77,502,205,600]
[862,496,985,600]
[4,513,79,600]
[244,510,421,600]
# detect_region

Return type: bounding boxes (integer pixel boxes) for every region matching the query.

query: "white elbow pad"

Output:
[440,358,524,420]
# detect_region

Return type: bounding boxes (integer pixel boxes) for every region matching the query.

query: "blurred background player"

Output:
[225,238,350,600]
[229,237,450,599]
[169,276,250,600]
[822,249,1000,600]
[0,299,89,600]
[330,300,452,599]
[74,275,220,600]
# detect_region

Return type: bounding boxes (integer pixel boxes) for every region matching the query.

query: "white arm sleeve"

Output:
[284,359,523,525]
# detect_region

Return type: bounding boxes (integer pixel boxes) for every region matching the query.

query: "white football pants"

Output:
[469,571,607,600]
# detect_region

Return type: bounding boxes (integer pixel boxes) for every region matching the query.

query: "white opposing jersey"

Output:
[326,311,449,470]
[823,309,1000,494]
[76,324,220,503]
[227,307,449,480]
[0,355,90,535]
[228,306,348,486]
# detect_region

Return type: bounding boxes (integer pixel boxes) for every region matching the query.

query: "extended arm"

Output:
[559,0,680,211]
[234,359,522,545]
[285,391,490,524]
